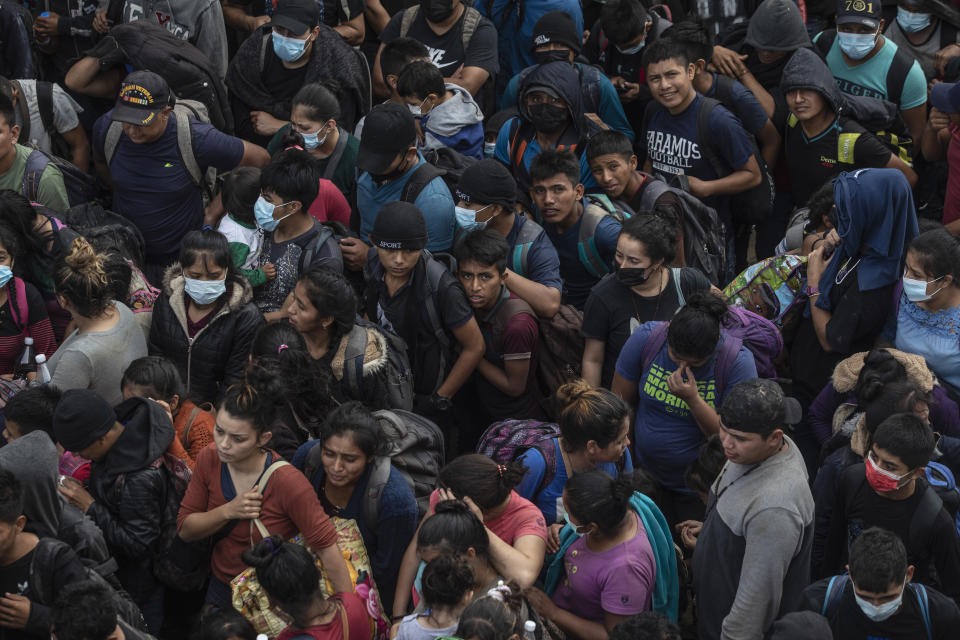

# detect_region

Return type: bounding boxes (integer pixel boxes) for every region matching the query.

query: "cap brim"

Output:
[783,397,803,425]
[836,16,880,29]
[267,14,310,36]
[112,102,162,126]
[932,83,960,114]
[356,145,400,175]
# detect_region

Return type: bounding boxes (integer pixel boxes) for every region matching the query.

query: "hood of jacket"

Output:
[831,348,935,394]
[0,431,61,538]
[781,47,844,114]
[330,324,388,381]
[97,397,175,483]
[161,262,255,334]
[745,0,811,52]
[423,83,484,137]
[517,61,586,138]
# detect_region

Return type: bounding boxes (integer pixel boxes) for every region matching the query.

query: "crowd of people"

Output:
[3,0,960,639]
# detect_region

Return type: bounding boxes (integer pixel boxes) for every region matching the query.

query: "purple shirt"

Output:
[552,512,656,622]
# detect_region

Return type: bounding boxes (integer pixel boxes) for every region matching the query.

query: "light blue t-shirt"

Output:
[893,291,960,395]
[516,438,634,524]
[816,32,927,110]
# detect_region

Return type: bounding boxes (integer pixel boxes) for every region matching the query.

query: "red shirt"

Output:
[307,178,351,225]
[945,124,960,225]
[428,489,547,544]
[275,593,373,640]
[177,446,339,582]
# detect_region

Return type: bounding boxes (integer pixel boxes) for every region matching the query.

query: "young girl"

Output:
[0,224,56,375]
[241,535,372,640]
[218,167,274,289]
[396,554,474,640]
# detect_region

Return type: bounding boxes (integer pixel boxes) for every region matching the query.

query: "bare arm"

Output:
[61,125,90,173]
[581,338,605,389]
[528,588,629,640]
[503,270,561,318]
[179,504,235,541]
[372,43,391,100]
[611,372,638,406]
[475,356,531,398]
[447,66,489,97]
[333,13,365,46]
[393,512,431,617]
[921,108,951,162]
[901,104,927,147]
[486,533,545,587]
[365,0,391,35]
[885,153,917,189]
[806,246,834,352]
[738,71,775,118]
[436,317,485,399]
[317,542,353,593]
[64,56,122,99]
[689,156,761,199]
[222,3,270,32]
[238,140,271,167]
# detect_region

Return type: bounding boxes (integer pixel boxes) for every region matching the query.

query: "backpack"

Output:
[781,207,810,254]
[103,98,218,202]
[820,573,932,640]
[339,319,414,411]
[59,202,147,268]
[400,5,482,52]
[917,462,960,542]
[506,117,588,194]
[719,306,783,379]
[787,102,913,167]
[13,80,71,159]
[303,409,445,520]
[696,96,775,225]
[108,21,233,133]
[294,221,341,274]
[533,304,585,415]
[477,419,561,495]
[635,173,726,286]
[576,195,632,279]
[723,254,807,325]
[29,537,147,631]
[505,216,546,278]
[21,146,99,207]
[402,147,478,202]
[639,321,744,398]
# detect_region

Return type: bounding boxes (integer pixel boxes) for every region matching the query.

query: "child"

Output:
[397,61,485,159]
[121,356,214,469]
[396,555,474,640]
[218,167,275,289]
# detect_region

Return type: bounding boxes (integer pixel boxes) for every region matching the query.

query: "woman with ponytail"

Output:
[393,455,548,621]
[516,380,633,528]
[525,471,660,639]
[612,291,757,526]
[47,237,147,405]
[177,383,351,610]
[240,535,373,640]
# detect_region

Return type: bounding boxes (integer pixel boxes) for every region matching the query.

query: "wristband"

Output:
[806,285,820,297]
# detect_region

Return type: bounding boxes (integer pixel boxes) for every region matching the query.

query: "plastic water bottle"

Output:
[523,620,536,640]
[14,337,34,380]
[34,354,51,385]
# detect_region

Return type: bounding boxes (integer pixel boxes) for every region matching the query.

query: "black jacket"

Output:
[149,265,264,404]
[86,397,174,601]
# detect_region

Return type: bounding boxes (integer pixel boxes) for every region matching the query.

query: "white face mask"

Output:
[854,582,905,622]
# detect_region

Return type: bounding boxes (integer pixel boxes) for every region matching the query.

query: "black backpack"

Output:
[21,146,99,208]
[401,148,477,204]
[338,318,415,411]
[108,21,233,133]
[59,202,147,268]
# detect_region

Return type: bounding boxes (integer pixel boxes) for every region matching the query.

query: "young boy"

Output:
[822,413,960,600]
[397,61,485,159]
[363,201,484,448]
[455,229,541,424]
[530,149,621,309]
[217,166,274,288]
[254,149,343,321]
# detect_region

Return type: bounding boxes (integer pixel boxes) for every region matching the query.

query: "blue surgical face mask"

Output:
[897,7,931,33]
[272,30,310,63]
[483,142,496,158]
[254,196,296,232]
[0,265,13,289]
[616,38,645,55]
[903,273,945,302]
[301,125,328,150]
[455,204,495,231]
[183,277,226,305]
[837,30,879,60]
[853,583,904,622]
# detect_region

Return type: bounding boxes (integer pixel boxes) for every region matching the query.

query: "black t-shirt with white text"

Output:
[380,7,498,76]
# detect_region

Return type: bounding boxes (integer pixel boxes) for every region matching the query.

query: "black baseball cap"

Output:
[267,0,321,36]
[356,102,417,175]
[719,379,802,434]
[836,0,882,29]
[371,201,428,250]
[112,71,173,126]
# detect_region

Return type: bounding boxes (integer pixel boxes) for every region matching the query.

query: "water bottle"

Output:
[14,337,35,380]
[523,620,536,640]
[34,353,51,385]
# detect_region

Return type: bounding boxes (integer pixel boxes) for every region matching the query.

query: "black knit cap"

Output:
[531,11,581,54]
[456,159,517,210]
[53,389,117,452]
[371,201,428,250]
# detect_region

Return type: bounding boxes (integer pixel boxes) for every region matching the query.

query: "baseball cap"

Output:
[356,102,417,175]
[836,0,882,29]
[267,0,321,36]
[719,379,802,434]
[371,201,428,250]
[112,71,173,126]
[932,82,960,114]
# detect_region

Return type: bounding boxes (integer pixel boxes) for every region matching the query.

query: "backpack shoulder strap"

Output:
[12,81,30,143]
[909,583,933,640]
[461,7,482,50]
[297,224,335,274]
[671,267,685,307]
[181,405,203,449]
[511,218,542,276]
[820,574,850,618]
[302,441,325,486]
[104,121,124,167]
[36,81,56,135]
[714,331,744,396]
[639,321,669,375]
[815,29,837,57]
[21,149,49,203]
[421,258,452,350]
[363,456,392,532]
[8,277,29,332]
[712,74,736,107]
[910,482,945,557]
[259,32,271,71]
[885,47,913,109]
[400,162,443,204]
[637,174,670,211]
[173,110,203,189]
[577,205,612,279]
[342,323,370,398]
[695,98,724,177]
[323,130,349,181]
[400,6,419,38]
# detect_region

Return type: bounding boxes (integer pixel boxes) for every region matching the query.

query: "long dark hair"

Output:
[438,454,526,511]
[241,536,327,624]
[297,265,357,346]
[418,500,491,561]
[179,229,242,288]
[0,190,55,284]
[564,470,634,537]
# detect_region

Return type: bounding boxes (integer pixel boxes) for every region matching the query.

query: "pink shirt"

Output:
[308,178,351,225]
[428,489,547,543]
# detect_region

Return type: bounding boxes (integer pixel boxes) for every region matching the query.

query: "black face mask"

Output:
[527,103,568,134]
[370,154,410,185]
[616,266,651,286]
[535,49,571,65]
[423,0,455,23]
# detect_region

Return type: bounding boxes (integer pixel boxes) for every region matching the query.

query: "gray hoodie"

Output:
[0,431,60,538]
[781,48,845,115]
[745,0,812,52]
[121,0,228,79]
[422,83,484,151]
